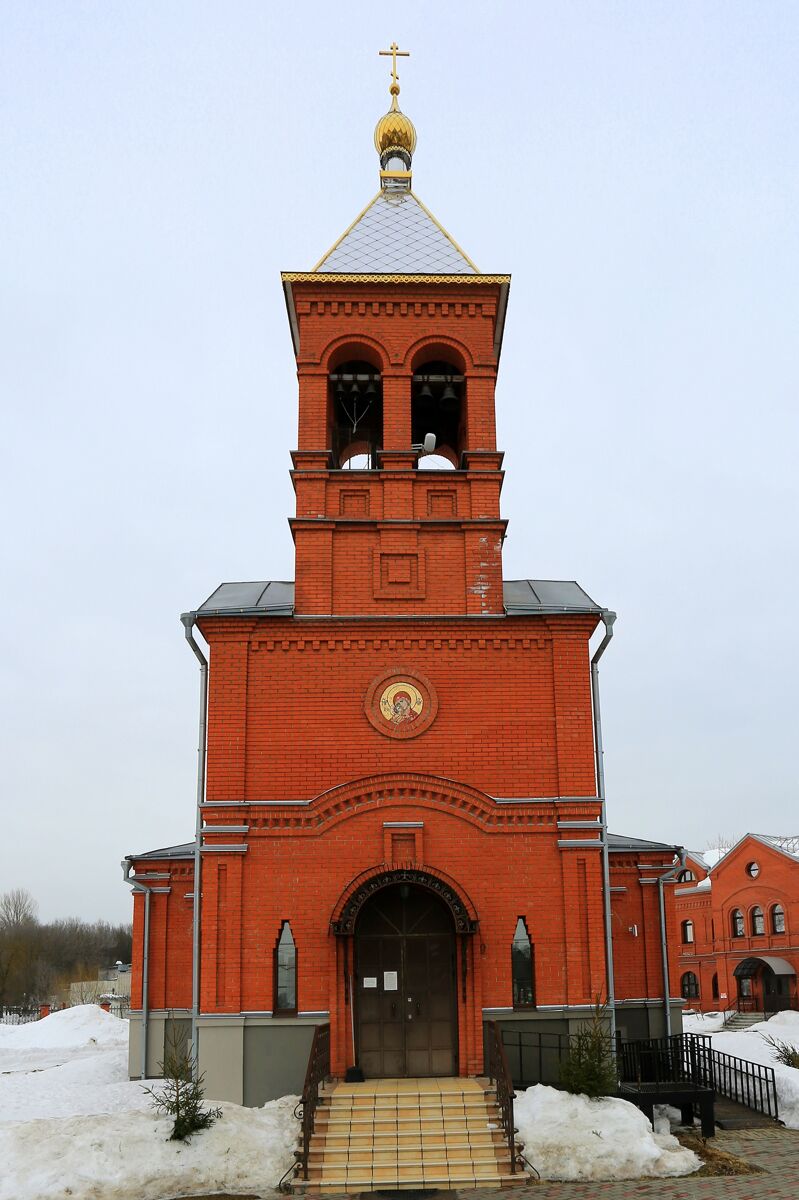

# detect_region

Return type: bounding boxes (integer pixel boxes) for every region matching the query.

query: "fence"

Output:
[497,1026,779,1122]
[498,1026,616,1089]
[620,1033,779,1120]
[0,1006,39,1026]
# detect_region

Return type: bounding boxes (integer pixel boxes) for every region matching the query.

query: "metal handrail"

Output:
[297,1023,331,1181]
[486,1020,517,1174]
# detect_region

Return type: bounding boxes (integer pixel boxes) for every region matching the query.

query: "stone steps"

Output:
[290,1077,529,1194]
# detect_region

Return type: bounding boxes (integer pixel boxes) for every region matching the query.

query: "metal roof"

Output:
[608,833,681,854]
[197,580,295,616]
[502,579,603,615]
[192,579,604,619]
[315,191,478,275]
[128,842,194,861]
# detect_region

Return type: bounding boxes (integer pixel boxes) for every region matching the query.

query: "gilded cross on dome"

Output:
[379,41,410,105]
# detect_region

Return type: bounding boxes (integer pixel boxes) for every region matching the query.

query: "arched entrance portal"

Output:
[355,883,458,1077]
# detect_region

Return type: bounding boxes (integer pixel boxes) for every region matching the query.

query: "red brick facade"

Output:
[675,835,799,1013]
[126,173,685,1094]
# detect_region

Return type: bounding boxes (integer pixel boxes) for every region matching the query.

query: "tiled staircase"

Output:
[293,1077,526,1193]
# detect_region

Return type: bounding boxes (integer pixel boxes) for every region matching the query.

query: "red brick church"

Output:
[124,56,685,1104]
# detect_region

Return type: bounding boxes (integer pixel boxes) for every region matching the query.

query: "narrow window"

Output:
[677,869,696,883]
[751,906,765,936]
[681,971,699,999]
[511,917,535,1008]
[731,908,744,938]
[712,973,719,1000]
[681,919,694,945]
[772,904,786,934]
[274,921,297,1013]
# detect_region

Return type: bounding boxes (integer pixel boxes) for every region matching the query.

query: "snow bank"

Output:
[0,1008,300,1199]
[0,1004,127,1050]
[514,1084,701,1180]
[708,1011,799,1129]
[0,1098,298,1200]
[683,1010,727,1034]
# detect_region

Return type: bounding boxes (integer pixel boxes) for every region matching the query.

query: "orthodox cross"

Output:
[379,42,410,90]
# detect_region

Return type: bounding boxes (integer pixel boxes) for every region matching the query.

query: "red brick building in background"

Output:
[124,67,685,1103]
[676,834,799,1015]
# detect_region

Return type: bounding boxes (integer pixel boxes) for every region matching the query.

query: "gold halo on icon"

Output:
[379,682,424,722]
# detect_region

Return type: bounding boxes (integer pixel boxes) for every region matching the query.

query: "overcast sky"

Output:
[2,1,797,924]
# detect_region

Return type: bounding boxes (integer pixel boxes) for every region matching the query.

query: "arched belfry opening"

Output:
[412,359,464,468]
[329,360,383,469]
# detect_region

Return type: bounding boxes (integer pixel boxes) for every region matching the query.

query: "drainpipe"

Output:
[591,610,617,1042]
[658,848,687,1036]
[181,613,208,1078]
[122,858,154,1079]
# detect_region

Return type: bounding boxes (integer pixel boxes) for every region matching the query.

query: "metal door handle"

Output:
[415,1001,421,1016]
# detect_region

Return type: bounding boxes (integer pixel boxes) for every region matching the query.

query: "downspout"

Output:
[122,858,154,1079]
[591,610,617,1042]
[658,848,687,1036]
[181,613,208,1077]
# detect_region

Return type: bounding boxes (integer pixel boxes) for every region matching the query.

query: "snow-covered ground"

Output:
[0,1005,707,1197]
[515,1085,700,1180]
[683,1008,799,1129]
[0,1006,298,1200]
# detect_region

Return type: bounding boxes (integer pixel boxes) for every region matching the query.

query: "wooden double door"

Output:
[355,884,458,1077]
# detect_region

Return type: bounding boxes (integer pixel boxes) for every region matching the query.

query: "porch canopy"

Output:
[733,955,797,979]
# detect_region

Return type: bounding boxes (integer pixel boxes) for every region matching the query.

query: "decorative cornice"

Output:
[203,773,598,833]
[250,632,551,653]
[282,272,510,285]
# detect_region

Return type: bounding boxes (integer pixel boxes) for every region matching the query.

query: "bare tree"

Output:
[0,888,38,931]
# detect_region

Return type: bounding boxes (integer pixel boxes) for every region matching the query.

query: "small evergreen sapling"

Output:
[760,1033,799,1069]
[143,1029,223,1141]
[559,1002,619,1098]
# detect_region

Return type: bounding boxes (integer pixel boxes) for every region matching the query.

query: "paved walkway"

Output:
[465,1127,799,1199]
[176,1124,799,1199]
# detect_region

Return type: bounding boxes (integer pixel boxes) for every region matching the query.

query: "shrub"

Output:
[560,1002,618,1098]
[143,1029,222,1141]
[761,1033,799,1069]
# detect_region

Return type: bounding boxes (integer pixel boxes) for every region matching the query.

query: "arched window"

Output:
[731,908,745,938]
[771,904,786,935]
[274,921,297,1013]
[712,972,719,1000]
[329,360,383,469]
[681,919,695,944]
[511,917,535,1008]
[681,971,700,999]
[677,869,696,883]
[411,359,464,467]
[751,906,765,936]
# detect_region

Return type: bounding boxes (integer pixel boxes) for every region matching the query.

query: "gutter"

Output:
[658,849,687,1036]
[121,858,154,1079]
[590,610,618,1041]
[180,613,209,1076]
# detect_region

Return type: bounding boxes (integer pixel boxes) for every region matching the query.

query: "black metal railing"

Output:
[297,1023,330,1181]
[620,1033,779,1121]
[486,1020,517,1173]
[499,1026,617,1089]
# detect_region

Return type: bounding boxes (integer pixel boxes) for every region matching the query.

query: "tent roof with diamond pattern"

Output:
[312,190,479,275]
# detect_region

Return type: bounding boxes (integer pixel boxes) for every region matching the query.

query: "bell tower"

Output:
[282,48,511,617]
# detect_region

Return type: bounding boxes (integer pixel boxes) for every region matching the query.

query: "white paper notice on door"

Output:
[383,971,398,991]
[363,977,377,989]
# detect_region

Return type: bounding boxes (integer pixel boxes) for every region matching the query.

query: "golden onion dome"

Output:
[374,89,417,158]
